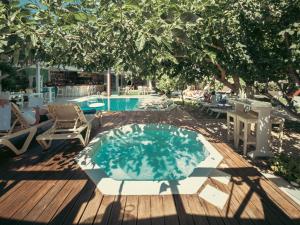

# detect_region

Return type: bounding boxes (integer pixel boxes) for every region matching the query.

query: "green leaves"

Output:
[135,33,146,51]
[73,12,88,22]
[1,0,298,97]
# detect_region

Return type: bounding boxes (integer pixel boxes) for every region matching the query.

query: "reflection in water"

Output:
[92,124,208,181]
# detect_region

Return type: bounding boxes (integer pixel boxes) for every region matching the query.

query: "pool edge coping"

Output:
[75,123,223,195]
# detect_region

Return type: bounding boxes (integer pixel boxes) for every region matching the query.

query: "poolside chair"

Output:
[36,103,95,150]
[0,103,52,155]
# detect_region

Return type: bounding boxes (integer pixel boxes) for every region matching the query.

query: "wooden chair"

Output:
[0,103,52,155]
[36,103,95,150]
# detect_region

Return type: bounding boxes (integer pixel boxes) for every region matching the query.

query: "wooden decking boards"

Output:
[0,109,299,225]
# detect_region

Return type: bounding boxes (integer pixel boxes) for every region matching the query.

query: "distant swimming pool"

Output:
[79,97,140,112]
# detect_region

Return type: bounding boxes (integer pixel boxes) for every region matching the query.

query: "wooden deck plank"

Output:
[207,179,256,225]
[174,195,195,225]
[0,110,299,225]
[78,188,103,225]
[0,149,62,205]
[122,195,138,225]
[61,181,96,225]
[150,195,164,225]
[0,151,73,220]
[48,177,89,225]
[205,179,253,225]
[106,196,127,225]
[93,195,115,225]
[184,195,210,225]
[216,142,300,215]
[22,172,75,223]
[197,194,225,225]
[36,179,77,223]
[215,143,299,224]
[11,180,57,221]
[162,195,179,225]
[136,196,151,225]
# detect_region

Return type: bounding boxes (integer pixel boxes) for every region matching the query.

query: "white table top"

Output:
[88,103,105,108]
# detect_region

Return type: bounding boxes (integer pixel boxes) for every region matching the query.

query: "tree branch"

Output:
[0,74,9,80]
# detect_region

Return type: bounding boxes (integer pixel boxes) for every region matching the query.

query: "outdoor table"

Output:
[235,111,258,156]
[232,99,273,158]
[88,102,105,126]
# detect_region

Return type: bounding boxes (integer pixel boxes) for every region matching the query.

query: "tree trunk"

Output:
[287,65,300,84]
[284,33,300,84]
[213,74,238,93]
[181,90,185,106]
[232,75,241,94]
[245,85,255,98]
[265,92,300,119]
[214,63,240,94]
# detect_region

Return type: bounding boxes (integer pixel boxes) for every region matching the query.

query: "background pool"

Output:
[91,124,208,181]
[79,98,140,112]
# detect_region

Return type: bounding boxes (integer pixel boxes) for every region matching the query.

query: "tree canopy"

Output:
[0,0,299,108]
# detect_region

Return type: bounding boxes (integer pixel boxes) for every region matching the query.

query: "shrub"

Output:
[270,153,300,185]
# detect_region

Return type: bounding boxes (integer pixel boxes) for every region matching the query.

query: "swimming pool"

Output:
[92,124,208,181]
[79,97,140,112]
[76,123,223,195]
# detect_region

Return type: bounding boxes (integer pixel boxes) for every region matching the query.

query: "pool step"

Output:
[199,184,229,209]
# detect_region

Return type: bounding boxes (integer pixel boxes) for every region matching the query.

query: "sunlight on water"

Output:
[92,124,208,181]
[79,98,140,111]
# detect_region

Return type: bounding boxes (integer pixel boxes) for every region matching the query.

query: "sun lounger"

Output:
[210,108,235,119]
[145,99,177,111]
[0,103,52,155]
[36,103,95,150]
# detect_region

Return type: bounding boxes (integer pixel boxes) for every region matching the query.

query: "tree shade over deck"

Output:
[0,110,299,224]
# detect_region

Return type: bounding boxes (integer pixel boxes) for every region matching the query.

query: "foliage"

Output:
[270,153,300,185]
[0,0,39,65]
[0,62,16,77]
[156,75,178,96]
[0,0,299,113]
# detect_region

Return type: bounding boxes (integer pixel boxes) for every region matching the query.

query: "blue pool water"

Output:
[79,98,140,112]
[91,124,208,181]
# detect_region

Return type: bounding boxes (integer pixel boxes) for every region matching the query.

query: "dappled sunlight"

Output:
[90,123,207,181]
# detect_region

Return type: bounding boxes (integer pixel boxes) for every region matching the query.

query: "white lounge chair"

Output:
[36,103,95,150]
[0,103,52,155]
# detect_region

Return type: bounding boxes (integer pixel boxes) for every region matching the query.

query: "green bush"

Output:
[270,153,300,185]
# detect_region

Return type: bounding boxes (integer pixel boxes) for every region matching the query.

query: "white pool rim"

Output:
[75,124,223,195]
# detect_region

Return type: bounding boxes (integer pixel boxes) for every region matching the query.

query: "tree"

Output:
[3,0,298,113]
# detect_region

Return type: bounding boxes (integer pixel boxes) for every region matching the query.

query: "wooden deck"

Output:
[0,108,299,225]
